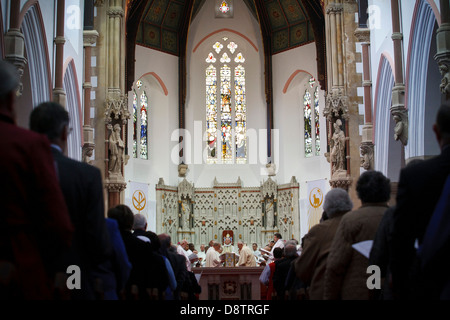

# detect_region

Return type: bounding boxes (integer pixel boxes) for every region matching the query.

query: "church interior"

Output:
[2,0,449,264]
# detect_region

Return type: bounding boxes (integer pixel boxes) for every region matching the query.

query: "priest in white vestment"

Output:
[267,233,285,263]
[237,242,256,267]
[222,234,235,253]
[177,239,192,271]
[205,242,224,267]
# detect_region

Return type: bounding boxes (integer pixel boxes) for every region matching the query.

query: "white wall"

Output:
[125,45,179,231]
[272,43,330,201]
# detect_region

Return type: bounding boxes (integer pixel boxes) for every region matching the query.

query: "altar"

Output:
[192,267,265,300]
[155,176,300,249]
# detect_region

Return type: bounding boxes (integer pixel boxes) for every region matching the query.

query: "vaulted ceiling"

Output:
[134,0,316,55]
[126,0,326,91]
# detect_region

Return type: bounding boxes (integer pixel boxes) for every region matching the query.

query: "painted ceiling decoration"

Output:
[134,0,316,56]
[126,0,326,91]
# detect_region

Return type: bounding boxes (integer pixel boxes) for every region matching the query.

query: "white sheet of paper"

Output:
[351,240,373,259]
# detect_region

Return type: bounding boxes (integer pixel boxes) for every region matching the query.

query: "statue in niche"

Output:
[330,119,347,173]
[108,123,125,175]
[265,198,275,229]
[181,197,191,230]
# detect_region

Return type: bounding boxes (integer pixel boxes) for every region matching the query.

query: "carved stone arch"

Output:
[63,59,83,161]
[406,0,441,159]
[374,55,402,181]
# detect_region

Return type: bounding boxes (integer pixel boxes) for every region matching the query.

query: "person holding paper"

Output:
[295,188,353,300]
[205,242,224,267]
[324,171,390,300]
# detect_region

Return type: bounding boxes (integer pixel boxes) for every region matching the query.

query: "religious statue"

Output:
[330,119,347,173]
[265,199,274,229]
[108,124,125,174]
[181,198,191,230]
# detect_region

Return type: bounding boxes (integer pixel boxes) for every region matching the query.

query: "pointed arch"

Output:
[374,55,402,181]
[20,2,52,108]
[283,70,315,94]
[136,72,169,96]
[405,0,441,159]
[193,28,259,53]
[63,58,83,161]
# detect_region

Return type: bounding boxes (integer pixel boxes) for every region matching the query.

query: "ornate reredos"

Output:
[261,177,277,198]
[178,178,194,200]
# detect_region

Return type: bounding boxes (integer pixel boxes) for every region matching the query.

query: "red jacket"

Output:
[0,114,74,299]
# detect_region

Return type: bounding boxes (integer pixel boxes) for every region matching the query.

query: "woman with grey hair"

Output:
[294,188,353,299]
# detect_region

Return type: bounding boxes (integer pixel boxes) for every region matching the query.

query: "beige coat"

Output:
[295,212,347,299]
[237,245,256,267]
[324,203,388,300]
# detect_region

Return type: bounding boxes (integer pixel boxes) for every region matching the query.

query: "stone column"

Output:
[324,1,352,191]
[435,0,450,98]
[82,30,99,164]
[355,28,374,171]
[390,0,408,146]
[103,0,128,209]
[4,0,27,96]
[53,0,66,107]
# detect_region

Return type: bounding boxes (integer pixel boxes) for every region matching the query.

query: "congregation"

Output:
[1,58,450,300]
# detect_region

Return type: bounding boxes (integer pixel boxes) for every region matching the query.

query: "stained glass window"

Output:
[314,86,321,156]
[304,90,312,157]
[205,38,246,164]
[234,52,245,63]
[303,77,321,158]
[132,80,149,160]
[213,42,223,54]
[219,1,230,13]
[206,65,217,163]
[221,65,232,163]
[235,65,246,163]
[228,42,237,54]
[140,92,148,160]
[220,52,231,63]
[206,52,216,63]
[133,91,137,158]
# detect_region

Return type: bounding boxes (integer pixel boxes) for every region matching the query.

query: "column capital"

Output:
[354,28,371,43]
[83,30,99,47]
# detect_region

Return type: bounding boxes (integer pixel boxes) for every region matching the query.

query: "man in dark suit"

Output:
[0,60,74,299]
[391,104,450,299]
[29,102,112,300]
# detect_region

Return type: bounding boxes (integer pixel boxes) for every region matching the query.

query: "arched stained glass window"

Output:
[133,91,138,158]
[140,92,148,160]
[235,65,246,163]
[221,65,232,163]
[304,90,313,157]
[206,65,217,162]
[303,77,321,158]
[205,38,247,164]
[314,86,321,156]
[132,79,149,160]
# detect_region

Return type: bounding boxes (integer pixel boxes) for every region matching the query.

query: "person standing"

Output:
[324,171,391,300]
[30,102,113,300]
[268,233,284,263]
[0,60,74,299]
[295,188,353,300]
[205,242,223,267]
[391,104,450,300]
[236,242,256,267]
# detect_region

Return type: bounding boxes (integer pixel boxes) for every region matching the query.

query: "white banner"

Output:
[128,181,149,223]
[306,179,328,232]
